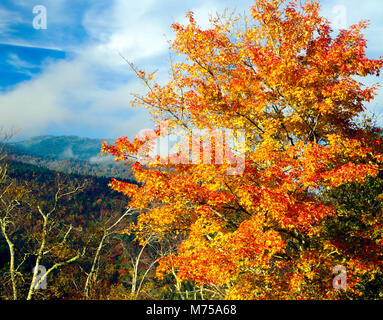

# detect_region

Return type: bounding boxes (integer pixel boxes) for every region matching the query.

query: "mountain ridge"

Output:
[8,135,115,161]
[4,135,133,180]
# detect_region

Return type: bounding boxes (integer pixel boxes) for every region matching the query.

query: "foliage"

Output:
[103,0,383,299]
[0,160,142,300]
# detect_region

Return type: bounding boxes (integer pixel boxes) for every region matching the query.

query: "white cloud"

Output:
[0,49,154,139]
[80,0,247,67]
[175,2,226,29]
[13,0,75,25]
[6,53,36,70]
[0,58,92,137]
[82,0,168,65]
[0,0,382,140]
[321,0,383,55]
[0,6,23,34]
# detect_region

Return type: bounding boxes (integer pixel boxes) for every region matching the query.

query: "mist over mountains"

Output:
[4,135,133,180]
[9,135,113,160]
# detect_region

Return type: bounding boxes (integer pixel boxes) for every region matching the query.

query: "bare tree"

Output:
[0,163,21,299]
[0,154,87,300]
[121,231,182,299]
[83,207,136,299]
[0,133,27,300]
[26,177,87,300]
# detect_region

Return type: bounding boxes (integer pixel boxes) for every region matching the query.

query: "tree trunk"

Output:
[84,233,106,299]
[1,225,17,300]
[27,213,47,300]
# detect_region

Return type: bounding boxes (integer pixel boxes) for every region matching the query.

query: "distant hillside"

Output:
[0,158,140,300]
[9,135,114,160]
[4,135,134,180]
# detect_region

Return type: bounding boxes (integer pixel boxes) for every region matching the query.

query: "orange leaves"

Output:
[242,185,335,235]
[102,0,383,299]
[157,214,286,287]
[322,162,378,187]
[156,217,237,286]
[109,178,139,197]
[230,217,286,263]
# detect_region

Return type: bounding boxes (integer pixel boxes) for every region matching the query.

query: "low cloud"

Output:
[89,154,115,164]
[0,0,382,141]
[60,145,74,159]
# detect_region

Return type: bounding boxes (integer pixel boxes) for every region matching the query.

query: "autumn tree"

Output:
[103,0,383,299]
[0,167,87,300]
[0,146,27,300]
[25,176,87,300]
[83,207,136,299]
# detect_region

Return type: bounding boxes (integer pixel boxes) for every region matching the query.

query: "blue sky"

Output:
[0,0,382,140]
